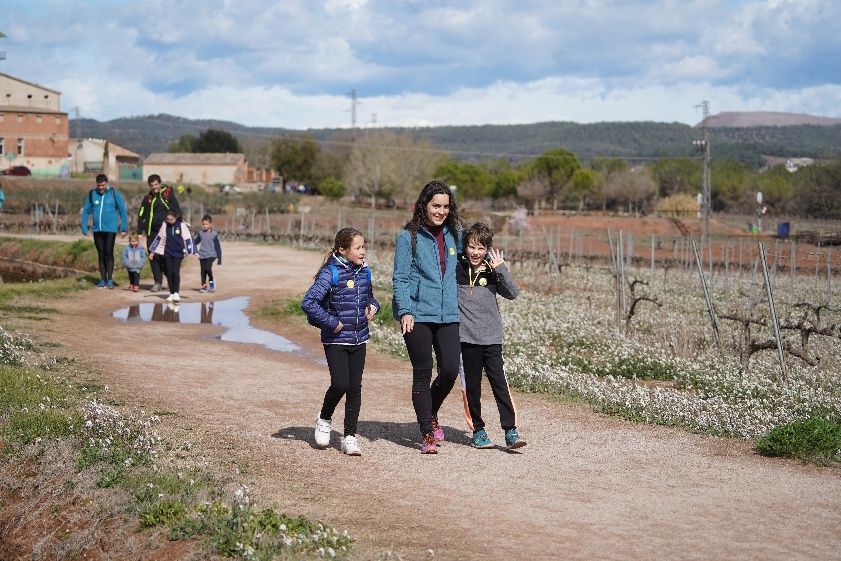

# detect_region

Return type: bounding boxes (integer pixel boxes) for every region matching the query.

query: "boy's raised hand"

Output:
[488,247,505,268]
[366,304,378,320]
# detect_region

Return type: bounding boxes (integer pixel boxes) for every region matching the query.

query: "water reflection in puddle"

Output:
[112,296,300,353]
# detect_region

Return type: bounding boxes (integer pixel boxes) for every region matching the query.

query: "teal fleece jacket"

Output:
[392,226,461,324]
[80,186,128,234]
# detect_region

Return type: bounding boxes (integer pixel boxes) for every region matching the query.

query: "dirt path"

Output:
[27,239,841,561]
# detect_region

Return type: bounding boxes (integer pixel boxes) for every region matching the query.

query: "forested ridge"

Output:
[73,114,841,165]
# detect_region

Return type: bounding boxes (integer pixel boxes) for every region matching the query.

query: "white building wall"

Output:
[0,75,61,111]
[142,164,239,185]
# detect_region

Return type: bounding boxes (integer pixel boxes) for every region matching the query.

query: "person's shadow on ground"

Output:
[272,420,469,451]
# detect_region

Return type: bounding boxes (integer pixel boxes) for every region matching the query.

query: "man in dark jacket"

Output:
[137,174,181,291]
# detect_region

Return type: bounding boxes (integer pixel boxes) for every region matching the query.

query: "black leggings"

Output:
[127,270,140,286]
[403,322,461,436]
[461,343,516,431]
[163,256,183,294]
[320,344,367,436]
[93,232,116,281]
[199,258,215,285]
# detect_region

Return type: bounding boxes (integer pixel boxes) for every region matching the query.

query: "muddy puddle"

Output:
[112,296,302,353]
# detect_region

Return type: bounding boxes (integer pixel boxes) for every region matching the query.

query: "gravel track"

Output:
[35,239,841,561]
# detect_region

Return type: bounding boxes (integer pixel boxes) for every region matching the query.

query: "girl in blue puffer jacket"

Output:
[302,227,379,456]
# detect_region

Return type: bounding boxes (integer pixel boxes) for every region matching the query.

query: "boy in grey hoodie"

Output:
[193,214,222,293]
[456,222,526,450]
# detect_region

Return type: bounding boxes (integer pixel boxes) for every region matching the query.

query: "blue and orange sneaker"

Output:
[471,429,494,449]
[96,279,106,288]
[106,279,115,289]
[505,428,527,450]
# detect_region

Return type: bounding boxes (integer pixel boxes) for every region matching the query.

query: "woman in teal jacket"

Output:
[392,180,462,454]
[80,174,128,288]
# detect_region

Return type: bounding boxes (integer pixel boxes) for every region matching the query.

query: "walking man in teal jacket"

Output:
[81,174,128,288]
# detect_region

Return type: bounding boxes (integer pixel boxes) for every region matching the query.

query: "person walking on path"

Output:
[193,214,222,293]
[0,184,5,213]
[149,209,194,303]
[138,174,181,292]
[80,173,128,289]
[302,227,379,456]
[456,222,526,450]
[392,180,463,454]
[122,231,147,293]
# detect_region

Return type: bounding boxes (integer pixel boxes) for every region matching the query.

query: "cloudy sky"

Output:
[3,0,840,129]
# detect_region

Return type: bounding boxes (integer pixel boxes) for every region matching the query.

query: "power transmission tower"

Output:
[693,100,712,250]
[346,89,361,139]
[71,106,82,139]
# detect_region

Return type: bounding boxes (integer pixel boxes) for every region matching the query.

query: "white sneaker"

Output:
[172,292,180,302]
[314,418,331,448]
[165,293,175,302]
[341,435,362,456]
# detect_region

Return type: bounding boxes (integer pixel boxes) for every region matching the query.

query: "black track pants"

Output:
[461,343,516,431]
[93,232,116,281]
[199,258,215,285]
[403,322,461,436]
[320,343,367,436]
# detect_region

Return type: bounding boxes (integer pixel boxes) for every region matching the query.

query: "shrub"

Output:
[318,177,346,200]
[756,414,841,464]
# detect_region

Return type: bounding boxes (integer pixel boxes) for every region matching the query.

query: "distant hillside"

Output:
[72,113,841,167]
[699,111,841,128]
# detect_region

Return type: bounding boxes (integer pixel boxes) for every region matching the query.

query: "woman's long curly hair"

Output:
[403,180,461,240]
[314,227,363,280]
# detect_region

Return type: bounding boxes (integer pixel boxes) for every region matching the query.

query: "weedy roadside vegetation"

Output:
[0,275,353,560]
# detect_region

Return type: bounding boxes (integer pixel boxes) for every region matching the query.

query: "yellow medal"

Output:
[347,279,355,288]
[449,247,455,255]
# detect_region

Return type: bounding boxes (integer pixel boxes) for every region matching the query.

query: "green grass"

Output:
[0,365,82,448]
[756,413,841,465]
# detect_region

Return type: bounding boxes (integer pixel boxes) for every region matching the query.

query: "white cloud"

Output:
[4,0,841,128]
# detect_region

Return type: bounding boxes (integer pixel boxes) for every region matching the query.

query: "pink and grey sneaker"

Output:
[431,416,445,444]
[420,433,438,454]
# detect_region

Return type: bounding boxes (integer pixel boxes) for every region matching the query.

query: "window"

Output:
[0,137,4,155]
[55,115,61,125]
[16,114,23,123]
[36,115,43,124]
[0,113,4,123]
[17,138,24,156]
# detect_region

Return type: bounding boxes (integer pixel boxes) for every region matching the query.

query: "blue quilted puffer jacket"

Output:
[301,254,380,345]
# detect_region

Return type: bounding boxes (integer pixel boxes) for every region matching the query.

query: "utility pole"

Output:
[0,30,7,62]
[693,100,712,250]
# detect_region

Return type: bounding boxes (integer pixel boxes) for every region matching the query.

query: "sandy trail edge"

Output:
[24,239,841,561]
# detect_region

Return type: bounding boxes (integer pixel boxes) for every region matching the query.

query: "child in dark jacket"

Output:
[193,214,222,293]
[301,227,379,456]
[122,231,147,292]
[456,222,526,450]
[149,209,194,303]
